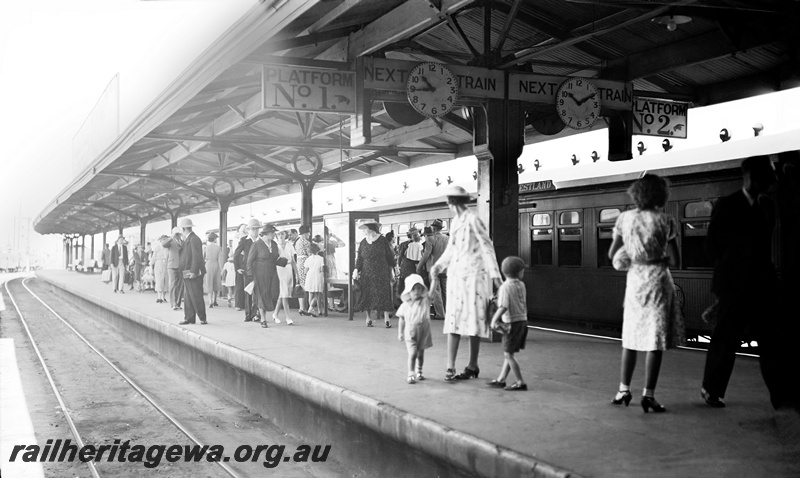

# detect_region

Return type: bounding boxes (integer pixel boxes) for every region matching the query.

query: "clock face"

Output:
[556,77,601,130]
[406,62,458,118]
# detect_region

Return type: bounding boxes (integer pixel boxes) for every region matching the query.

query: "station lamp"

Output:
[591,151,600,162]
[446,176,453,185]
[571,154,579,166]
[472,171,477,180]
[435,178,441,187]
[402,182,409,193]
[517,164,525,174]
[652,15,692,32]
[534,159,541,171]
[662,139,673,152]
[637,141,647,155]
[720,128,731,142]
[753,123,764,136]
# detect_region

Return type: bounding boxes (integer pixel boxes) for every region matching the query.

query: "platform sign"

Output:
[361,58,505,99]
[509,73,633,110]
[262,64,356,114]
[632,97,688,138]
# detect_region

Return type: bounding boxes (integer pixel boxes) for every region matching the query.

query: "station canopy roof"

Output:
[35,0,800,235]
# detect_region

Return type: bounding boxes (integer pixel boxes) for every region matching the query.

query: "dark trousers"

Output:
[243,278,257,321]
[168,268,184,308]
[702,293,782,408]
[234,272,245,309]
[183,276,206,323]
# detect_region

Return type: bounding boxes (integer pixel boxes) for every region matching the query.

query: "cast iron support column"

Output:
[219,201,230,269]
[139,219,147,248]
[102,231,107,250]
[171,213,178,230]
[81,235,86,264]
[64,238,69,269]
[118,225,124,236]
[300,182,314,228]
[472,98,525,263]
[90,234,95,264]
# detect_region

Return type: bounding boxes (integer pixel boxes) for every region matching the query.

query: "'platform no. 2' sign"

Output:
[632,97,688,139]
[262,64,356,114]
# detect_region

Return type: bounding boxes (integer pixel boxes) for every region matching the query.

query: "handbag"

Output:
[485,295,498,325]
[293,284,305,298]
[101,269,111,283]
[276,256,289,268]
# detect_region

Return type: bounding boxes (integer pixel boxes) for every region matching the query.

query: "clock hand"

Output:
[566,92,579,104]
[421,76,436,91]
[576,92,597,106]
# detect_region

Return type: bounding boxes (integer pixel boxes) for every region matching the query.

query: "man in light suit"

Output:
[163,227,184,310]
[701,156,783,409]
[178,218,207,325]
[110,236,129,293]
[417,219,449,319]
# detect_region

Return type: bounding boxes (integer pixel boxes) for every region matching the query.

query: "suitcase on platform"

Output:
[101,269,111,283]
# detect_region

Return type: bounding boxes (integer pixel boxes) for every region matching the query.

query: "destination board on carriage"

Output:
[261,64,356,114]
[519,180,556,193]
[632,97,689,139]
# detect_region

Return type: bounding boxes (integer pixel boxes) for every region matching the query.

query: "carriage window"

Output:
[682,200,713,268]
[397,224,410,242]
[532,213,551,226]
[559,211,580,225]
[558,210,582,266]
[530,213,553,265]
[413,222,425,232]
[599,208,621,223]
[440,219,449,232]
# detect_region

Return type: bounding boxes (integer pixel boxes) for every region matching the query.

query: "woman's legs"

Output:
[259,308,268,326]
[620,348,637,388]
[416,350,425,375]
[447,333,460,370]
[466,335,481,372]
[281,298,293,323]
[643,350,663,396]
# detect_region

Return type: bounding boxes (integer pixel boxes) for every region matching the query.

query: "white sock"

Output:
[619,383,631,392]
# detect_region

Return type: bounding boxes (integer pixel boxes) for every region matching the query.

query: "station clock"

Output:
[406,62,458,118]
[555,77,601,130]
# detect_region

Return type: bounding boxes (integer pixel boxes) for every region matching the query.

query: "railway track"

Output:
[3,277,352,478]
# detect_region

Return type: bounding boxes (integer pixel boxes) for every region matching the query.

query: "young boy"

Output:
[487,256,528,391]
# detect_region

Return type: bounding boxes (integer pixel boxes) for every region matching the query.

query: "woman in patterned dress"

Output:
[247,224,281,328]
[204,232,223,307]
[294,225,313,316]
[608,174,684,413]
[273,230,297,325]
[429,186,502,381]
[353,219,396,328]
[152,237,169,304]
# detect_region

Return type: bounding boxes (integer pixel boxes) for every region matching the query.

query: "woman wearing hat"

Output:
[152,236,170,304]
[247,224,281,327]
[429,186,503,381]
[204,232,223,307]
[294,225,313,316]
[397,227,423,299]
[353,218,396,328]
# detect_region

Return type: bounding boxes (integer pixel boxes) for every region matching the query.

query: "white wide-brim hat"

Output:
[401,274,426,300]
[356,218,379,230]
[171,227,182,235]
[444,185,470,198]
[247,218,262,229]
[179,218,195,228]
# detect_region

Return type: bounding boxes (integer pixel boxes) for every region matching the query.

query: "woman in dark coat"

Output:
[246,224,281,328]
[353,219,396,328]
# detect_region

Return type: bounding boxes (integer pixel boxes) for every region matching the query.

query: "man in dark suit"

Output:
[178,218,207,325]
[110,236,129,293]
[235,218,261,322]
[701,155,782,408]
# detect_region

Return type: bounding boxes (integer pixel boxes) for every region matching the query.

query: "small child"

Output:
[303,246,325,316]
[397,274,433,384]
[222,252,237,307]
[487,256,528,391]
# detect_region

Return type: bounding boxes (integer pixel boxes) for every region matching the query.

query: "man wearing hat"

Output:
[418,218,448,319]
[110,235,129,293]
[161,227,184,310]
[178,218,207,325]
[235,218,261,321]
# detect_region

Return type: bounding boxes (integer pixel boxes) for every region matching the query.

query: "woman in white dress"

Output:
[273,231,297,324]
[152,237,169,304]
[430,186,502,382]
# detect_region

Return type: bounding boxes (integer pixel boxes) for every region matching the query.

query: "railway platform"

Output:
[31,269,800,477]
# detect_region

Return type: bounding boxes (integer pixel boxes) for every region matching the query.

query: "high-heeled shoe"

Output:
[444,368,456,381]
[454,366,479,380]
[641,396,666,413]
[612,390,632,406]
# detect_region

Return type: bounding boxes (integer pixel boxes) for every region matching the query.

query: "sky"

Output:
[2,0,799,267]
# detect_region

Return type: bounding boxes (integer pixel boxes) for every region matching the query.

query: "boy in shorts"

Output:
[487,256,528,391]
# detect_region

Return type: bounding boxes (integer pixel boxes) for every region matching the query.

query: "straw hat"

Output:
[246,218,262,229]
[444,185,470,198]
[401,274,426,301]
[356,218,379,230]
[179,218,195,228]
[171,227,182,236]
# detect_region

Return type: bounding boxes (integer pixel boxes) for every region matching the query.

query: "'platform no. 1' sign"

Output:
[262,64,356,114]
[632,97,688,139]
